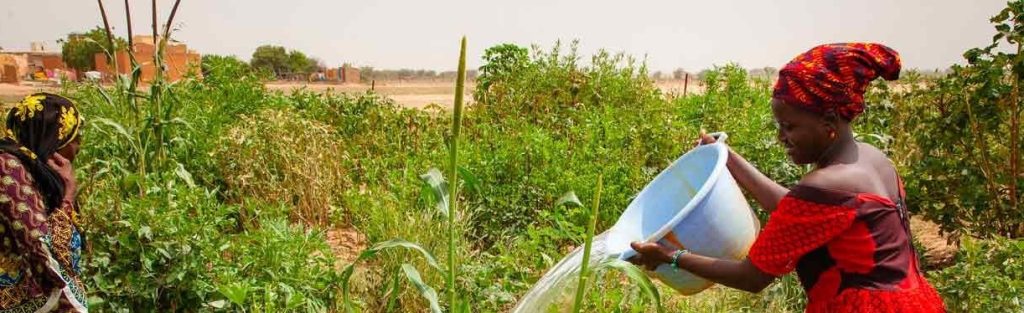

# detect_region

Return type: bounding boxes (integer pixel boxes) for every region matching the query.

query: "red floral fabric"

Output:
[748,183,945,313]
[773,43,902,120]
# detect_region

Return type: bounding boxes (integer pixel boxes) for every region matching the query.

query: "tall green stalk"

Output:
[447,36,467,310]
[572,174,603,313]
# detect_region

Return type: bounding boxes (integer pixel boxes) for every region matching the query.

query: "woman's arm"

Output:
[726,150,789,212]
[629,242,775,293]
[698,132,788,212]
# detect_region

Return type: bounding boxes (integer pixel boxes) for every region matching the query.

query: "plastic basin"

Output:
[606,132,760,294]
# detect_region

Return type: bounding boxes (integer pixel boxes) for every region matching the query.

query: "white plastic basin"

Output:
[606,132,760,294]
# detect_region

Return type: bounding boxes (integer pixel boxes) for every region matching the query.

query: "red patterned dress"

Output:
[748,177,945,312]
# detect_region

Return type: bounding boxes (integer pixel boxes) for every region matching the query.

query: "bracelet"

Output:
[670,249,689,270]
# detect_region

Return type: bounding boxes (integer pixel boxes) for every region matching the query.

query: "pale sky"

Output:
[0,0,1009,72]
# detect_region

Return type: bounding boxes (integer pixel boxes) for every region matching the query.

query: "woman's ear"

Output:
[821,111,840,132]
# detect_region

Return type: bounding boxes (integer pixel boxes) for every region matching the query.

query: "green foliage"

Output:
[72,53,341,311]
[929,236,1024,312]
[571,176,603,313]
[58,3,1024,311]
[594,259,663,313]
[476,43,531,103]
[889,2,1024,237]
[674,64,802,201]
[251,45,291,77]
[200,54,255,79]
[59,26,128,72]
[250,45,318,78]
[340,239,444,313]
[287,50,318,75]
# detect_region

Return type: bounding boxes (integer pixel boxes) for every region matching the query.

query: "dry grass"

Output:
[216,108,349,227]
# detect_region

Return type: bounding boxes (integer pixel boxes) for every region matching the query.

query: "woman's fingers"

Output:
[627,254,659,271]
[627,254,643,265]
[630,241,672,271]
[694,130,718,146]
[53,154,70,168]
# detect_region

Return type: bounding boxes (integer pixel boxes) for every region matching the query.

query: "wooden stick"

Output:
[124,0,133,48]
[96,0,115,60]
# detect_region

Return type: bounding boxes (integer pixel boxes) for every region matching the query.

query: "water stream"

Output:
[511,232,619,313]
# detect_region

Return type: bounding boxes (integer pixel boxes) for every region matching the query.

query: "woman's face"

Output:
[57,137,80,163]
[771,98,833,165]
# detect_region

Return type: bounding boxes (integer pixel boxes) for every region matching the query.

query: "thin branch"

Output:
[965,88,1004,212]
[1012,39,1022,235]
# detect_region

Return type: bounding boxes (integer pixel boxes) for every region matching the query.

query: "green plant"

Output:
[570,176,602,313]
[447,36,468,311]
[341,239,444,313]
[892,1,1024,237]
[929,236,1024,312]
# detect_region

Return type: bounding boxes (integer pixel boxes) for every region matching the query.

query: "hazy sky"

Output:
[0,0,1009,72]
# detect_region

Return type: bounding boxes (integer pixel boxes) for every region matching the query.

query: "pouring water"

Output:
[512,132,760,311]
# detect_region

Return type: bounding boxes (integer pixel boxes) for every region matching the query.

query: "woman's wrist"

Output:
[63,183,77,202]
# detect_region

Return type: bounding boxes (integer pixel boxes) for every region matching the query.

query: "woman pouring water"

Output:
[628,43,945,312]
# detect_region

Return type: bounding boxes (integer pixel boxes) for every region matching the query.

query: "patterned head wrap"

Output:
[773,43,902,120]
[3,93,83,212]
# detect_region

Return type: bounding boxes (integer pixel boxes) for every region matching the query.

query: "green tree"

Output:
[287,50,316,74]
[250,45,290,77]
[59,26,127,72]
[251,45,318,77]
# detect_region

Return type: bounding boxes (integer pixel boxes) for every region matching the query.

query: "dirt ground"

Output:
[1,79,704,108]
[265,79,705,108]
[326,225,368,269]
[266,80,471,109]
[0,83,56,103]
[911,216,959,268]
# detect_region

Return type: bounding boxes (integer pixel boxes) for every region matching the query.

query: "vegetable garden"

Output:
[40,1,1024,312]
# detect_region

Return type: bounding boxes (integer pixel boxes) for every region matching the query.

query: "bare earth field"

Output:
[265,81,470,109]
[1,79,705,108]
[0,83,55,103]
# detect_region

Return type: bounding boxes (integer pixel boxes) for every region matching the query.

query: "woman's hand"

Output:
[47,153,76,202]
[627,241,677,271]
[694,130,717,147]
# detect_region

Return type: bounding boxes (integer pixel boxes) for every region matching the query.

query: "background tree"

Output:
[250,45,290,77]
[673,68,687,80]
[59,26,127,72]
[287,50,316,74]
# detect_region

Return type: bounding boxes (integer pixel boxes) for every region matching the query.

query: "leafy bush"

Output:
[929,236,1024,312]
[71,57,344,311]
[890,2,1024,238]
